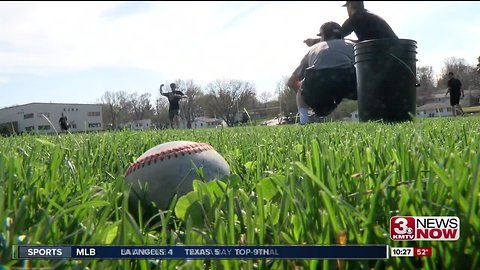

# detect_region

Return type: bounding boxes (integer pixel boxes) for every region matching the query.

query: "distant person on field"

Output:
[303,1,398,46]
[241,111,249,124]
[161,83,187,129]
[59,113,69,132]
[445,72,465,116]
[288,21,357,117]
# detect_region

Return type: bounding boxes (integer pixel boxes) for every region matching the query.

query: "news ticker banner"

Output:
[14,245,390,260]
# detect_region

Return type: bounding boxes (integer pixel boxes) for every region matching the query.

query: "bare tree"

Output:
[174,79,204,129]
[438,57,473,89]
[259,91,272,108]
[118,91,132,123]
[477,56,480,73]
[129,92,154,121]
[435,57,480,106]
[205,79,256,127]
[98,90,129,129]
[416,66,436,105]
[276,76,297,117]
[197,95,215,118]
[99,91,116,129]
[154,97,170,129]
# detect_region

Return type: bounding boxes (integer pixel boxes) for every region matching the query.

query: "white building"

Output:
[350,110,360,121]
[121,119,152,130]
[191,117,227,129]
[349,104,452,120]
[0,102,103,134]
[461,89,480,106]
[416,103,452,118]
[424,92,449,104]
[423,90,480,107]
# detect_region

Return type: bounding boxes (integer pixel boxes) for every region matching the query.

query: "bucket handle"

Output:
[390,53,421,88]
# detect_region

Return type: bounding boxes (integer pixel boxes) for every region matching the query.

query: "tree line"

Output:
[98,79,268,129]
[98,56,480,128]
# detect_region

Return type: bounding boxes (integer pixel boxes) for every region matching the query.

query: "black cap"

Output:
[317,21,342,37]
[342,1,364,8]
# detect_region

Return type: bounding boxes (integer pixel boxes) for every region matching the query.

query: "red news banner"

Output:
[390,247,432,257]
[390,216,460,241]
[414,247,432,257]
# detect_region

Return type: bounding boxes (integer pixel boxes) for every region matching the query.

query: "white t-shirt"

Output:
[294,39,355,80]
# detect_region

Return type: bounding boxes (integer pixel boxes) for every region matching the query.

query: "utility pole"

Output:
[158,84,164,129]
[278,88,282,115]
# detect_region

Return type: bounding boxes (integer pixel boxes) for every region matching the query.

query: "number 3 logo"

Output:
[394,218,411,234]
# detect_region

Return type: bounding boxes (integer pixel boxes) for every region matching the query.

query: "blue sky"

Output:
[0,1,479,108]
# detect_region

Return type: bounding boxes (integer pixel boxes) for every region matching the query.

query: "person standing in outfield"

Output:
[445,72,465,116]
[161,83,188,129]
[59,113,69,132]
[288,22,357,117]
[304,1,397,46]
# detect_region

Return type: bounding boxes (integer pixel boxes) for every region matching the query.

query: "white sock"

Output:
[298,107,309,124]
[296,90,309,124]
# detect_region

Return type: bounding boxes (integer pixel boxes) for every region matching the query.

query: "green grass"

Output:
[0,117,479,269]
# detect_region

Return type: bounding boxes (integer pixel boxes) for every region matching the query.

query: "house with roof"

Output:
[191,117,227,129]
[416,103,452,118]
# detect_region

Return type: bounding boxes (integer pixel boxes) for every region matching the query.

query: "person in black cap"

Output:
[161,83,188,128]
[445,72,465,116]
[288,21,357,117]
[304,1,397,46]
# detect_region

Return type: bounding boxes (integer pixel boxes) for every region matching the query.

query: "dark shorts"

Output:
[169,109,180,120]
[60,122,68,131]
[301,67,357,116]
[450,93,461,106]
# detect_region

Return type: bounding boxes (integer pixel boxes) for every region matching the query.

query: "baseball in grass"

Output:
[124,141,230,211]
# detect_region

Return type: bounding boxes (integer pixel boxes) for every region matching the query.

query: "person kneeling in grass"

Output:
[288,21,357,118]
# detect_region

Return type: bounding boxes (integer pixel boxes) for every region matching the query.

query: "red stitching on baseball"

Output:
[124,142,214,177]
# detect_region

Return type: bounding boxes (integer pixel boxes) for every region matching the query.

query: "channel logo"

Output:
[390,216,460,241]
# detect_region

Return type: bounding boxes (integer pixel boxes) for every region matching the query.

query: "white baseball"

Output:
[124,141,230,210]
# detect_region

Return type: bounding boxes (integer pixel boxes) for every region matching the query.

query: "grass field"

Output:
[0,117,479,269]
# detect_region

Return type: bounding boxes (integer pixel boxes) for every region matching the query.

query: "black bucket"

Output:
[354,39,418,122]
